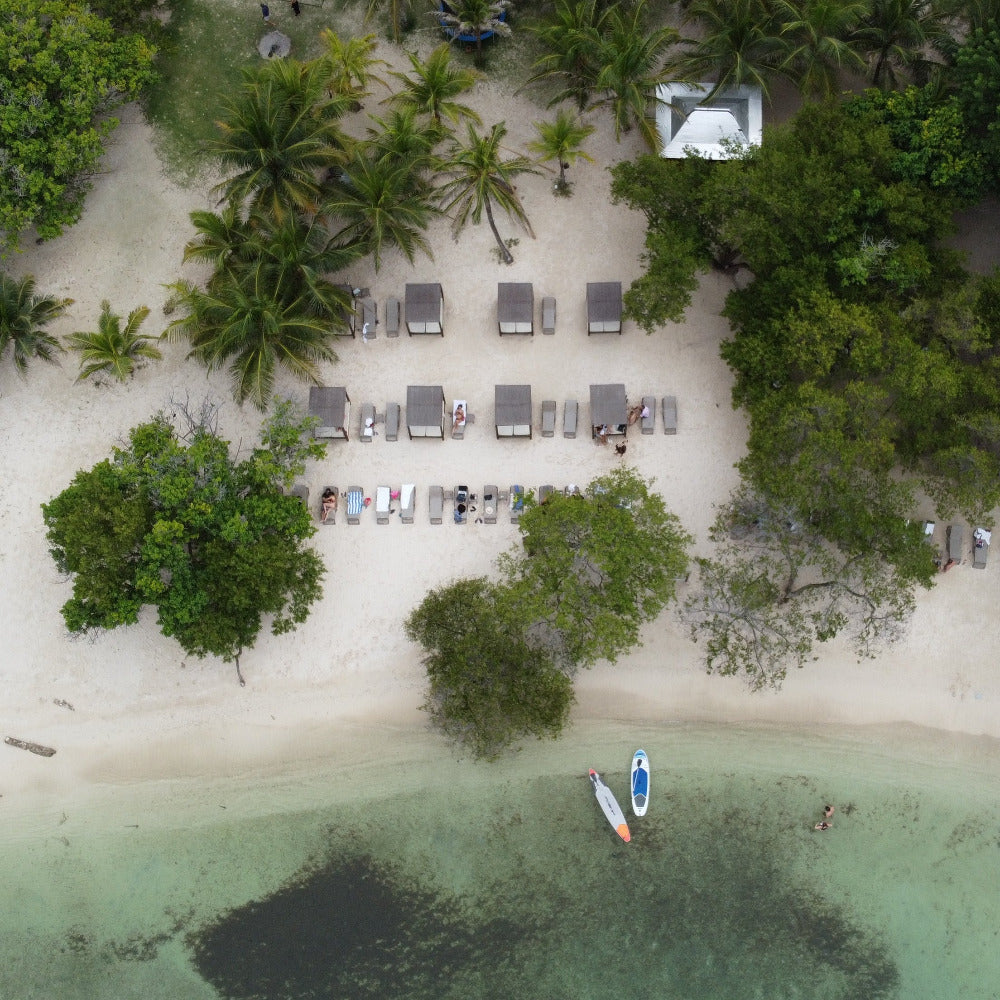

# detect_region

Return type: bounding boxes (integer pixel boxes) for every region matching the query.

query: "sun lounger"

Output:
[320,486,338,525]
[429,485,444,524]
[346,486,364,525]
[361,403,376,441]
[385,402,400,442]
[641,396,655,434]
[539,484,553,504]
[375,486,391,524]
[510,484,525,524]
[290,483,309,507]
[454,485,470,524]
[973,527,991,568]
[947,523,963,562]
[400,483,415,523]
[541,400,556,437]
[483,485,498,524]
[542,296,556,335]
[385,297,400,338]
[662,395,677,434]
[564,484,582,497]
[564,400,578,438]
[452,399,468,439]
[358,297,377,341]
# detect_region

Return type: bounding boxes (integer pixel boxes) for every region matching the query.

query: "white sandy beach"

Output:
[3,41,999,806]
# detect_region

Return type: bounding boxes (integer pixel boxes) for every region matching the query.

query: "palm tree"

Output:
[437,0,511,67]
[524,0,609,110]
[0,273,70,376]
[528,109,596,194]
[68,301,160,383]
[209,59,352,219]
[320,30,388,107]
[591,1,679,146]
[366,106,446,182]
[324,149,437,270]
[388,44,483,127]
[364,0,415,43]
[436,122,539,264]
[775,0,867,98]
[672,0,786,100]
[164,274,338,411]
[852,0,953,89]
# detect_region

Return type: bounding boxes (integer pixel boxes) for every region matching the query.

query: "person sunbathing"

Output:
[453,404,466,428]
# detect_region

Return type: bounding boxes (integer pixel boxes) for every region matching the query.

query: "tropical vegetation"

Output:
[68,301,160,383]
[42,402,326,684]
[0,274,71,377]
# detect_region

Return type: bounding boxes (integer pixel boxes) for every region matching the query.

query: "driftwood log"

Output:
[5,736,56,757]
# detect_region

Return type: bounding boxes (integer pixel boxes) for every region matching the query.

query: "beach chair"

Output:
[641,396,655,435]
[375,486,391,524]
[454,485,470,524]
[947,523,963,563]
[542,296,556,335]
[564,400,578,438]
[541,400,556,437]
[385,297,400,338]
[973,527,991,568]
[400,483,415,523]
[662,395,677,434]
[346,486,364,525]
[483,485,498,524]
[429,485,444,524]
[290,483,309,507]
[361,402,376,441]
[385,402,400,442]
[452,399,468,439]
[320,486,338,525]
[358,296,377,341]
[510,484,525,524]
[539,484,554,504]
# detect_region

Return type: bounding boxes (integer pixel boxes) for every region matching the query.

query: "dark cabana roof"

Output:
[495,384,532,428]
[498,282,533,334]
[309,386,350,438]
[590,383,628,430]
[587,282,623,332]
[406,385,445,431]
[405,283,444,333]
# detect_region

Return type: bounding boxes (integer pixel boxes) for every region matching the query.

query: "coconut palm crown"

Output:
[68,301,160,383]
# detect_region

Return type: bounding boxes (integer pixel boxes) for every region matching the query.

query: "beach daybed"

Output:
[361,403,376,441]
[973,527,991,568]
[564,400,578,438]
[405,282,444,335]
[542,296,556,335]
[587,282,623,334]
[495,384,532,438]
[498,282,534,334]
[376,486,391,524]
[590,383,628,439]
[641,396,655,434]
[407,385,446,438]
[510,484,525,523]
[320,486,338,524]
[662,395,677,434]
[385,297,400,337]
[400,484,415,523]
[308,386,350,440]
[484,485,498,524]
[358,296,377,341]
[385,402,400,442]
[347,486,364,525]
[948,524,964,563]
[428,485,444,524]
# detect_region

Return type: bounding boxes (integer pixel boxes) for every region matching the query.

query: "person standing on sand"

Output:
[290,0,300,13]
[260,2,271,21]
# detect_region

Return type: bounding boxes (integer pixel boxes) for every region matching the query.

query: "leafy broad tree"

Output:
[406,467,691,755]
[405,578,574,759]
[68,300,160,383]
[0,273,71,377]
[0,0,156,254]
[42,404,326,684]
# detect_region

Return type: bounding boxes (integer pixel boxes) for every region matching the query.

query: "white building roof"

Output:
[655,83,763,160]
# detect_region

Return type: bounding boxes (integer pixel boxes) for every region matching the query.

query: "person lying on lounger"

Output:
[453,404,466,429]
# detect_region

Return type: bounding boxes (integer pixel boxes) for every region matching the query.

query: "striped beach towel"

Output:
[347,490,364,517]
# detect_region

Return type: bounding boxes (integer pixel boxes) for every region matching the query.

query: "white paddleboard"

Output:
[589,768,631,842]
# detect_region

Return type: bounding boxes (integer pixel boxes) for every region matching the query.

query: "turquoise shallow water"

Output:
[1,722,998,1000]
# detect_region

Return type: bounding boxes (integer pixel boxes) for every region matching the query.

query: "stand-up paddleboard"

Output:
[589,769,631,842]
[631,749,649,817]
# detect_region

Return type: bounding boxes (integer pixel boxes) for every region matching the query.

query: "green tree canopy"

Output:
[42,405,326,682]
[0,0,156,254]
